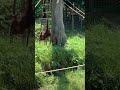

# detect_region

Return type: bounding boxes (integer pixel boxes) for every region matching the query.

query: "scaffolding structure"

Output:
[40,0,52,31]
[35,0,85,31]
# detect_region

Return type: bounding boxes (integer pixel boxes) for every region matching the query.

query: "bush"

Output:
[35,35,85,71]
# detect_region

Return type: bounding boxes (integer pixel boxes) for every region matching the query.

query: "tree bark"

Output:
[51,0,67,46]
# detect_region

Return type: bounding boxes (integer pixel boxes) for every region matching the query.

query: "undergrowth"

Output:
[37,69,85,90]
[86,22,120,90]
[35,22,85,90]
[0,37,34,90]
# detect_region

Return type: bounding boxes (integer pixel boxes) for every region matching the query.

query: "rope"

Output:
[35,0,41,8]
[64,2,85,19]
[39,64,85,74]
[65,0,85,15]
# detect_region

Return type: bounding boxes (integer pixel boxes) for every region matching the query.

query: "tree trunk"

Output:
[51,0,67,46]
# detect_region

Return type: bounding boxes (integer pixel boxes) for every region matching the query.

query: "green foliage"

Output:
[0,37,34,89]
[35,22,44,40]
[36,70,85,90]
[0,0,21,35]
[41,70,85,90]
[35,34,85,71]
[35,0,42,18]
[35,21,85,89]
[0,1,35,89]
[86,22,120,89]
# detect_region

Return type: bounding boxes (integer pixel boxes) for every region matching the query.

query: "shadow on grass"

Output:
[57,73,69,90]
[49,46,83,90]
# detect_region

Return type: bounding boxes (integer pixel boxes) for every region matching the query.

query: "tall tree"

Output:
[51,0,67,46]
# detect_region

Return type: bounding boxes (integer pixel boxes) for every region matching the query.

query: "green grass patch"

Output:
[86,22,120,89]
[35,22,85,90]
[35,33,85,71]
[36,69,85,90]
[0,37,34,89]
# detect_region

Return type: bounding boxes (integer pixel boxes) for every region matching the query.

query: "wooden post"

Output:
[72,3,74,30]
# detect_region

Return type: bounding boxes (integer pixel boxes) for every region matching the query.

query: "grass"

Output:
[0,36,34,90]
[39,70,85,90]
[35,35,85,67]
[86,22,120,89]
[35,22,85,90]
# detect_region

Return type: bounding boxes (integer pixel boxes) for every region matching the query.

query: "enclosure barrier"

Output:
[36,0,85,31]
[35,0,41,8]
[65,0,85,15]
[64,2,85,19]
[39,64,85,74]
